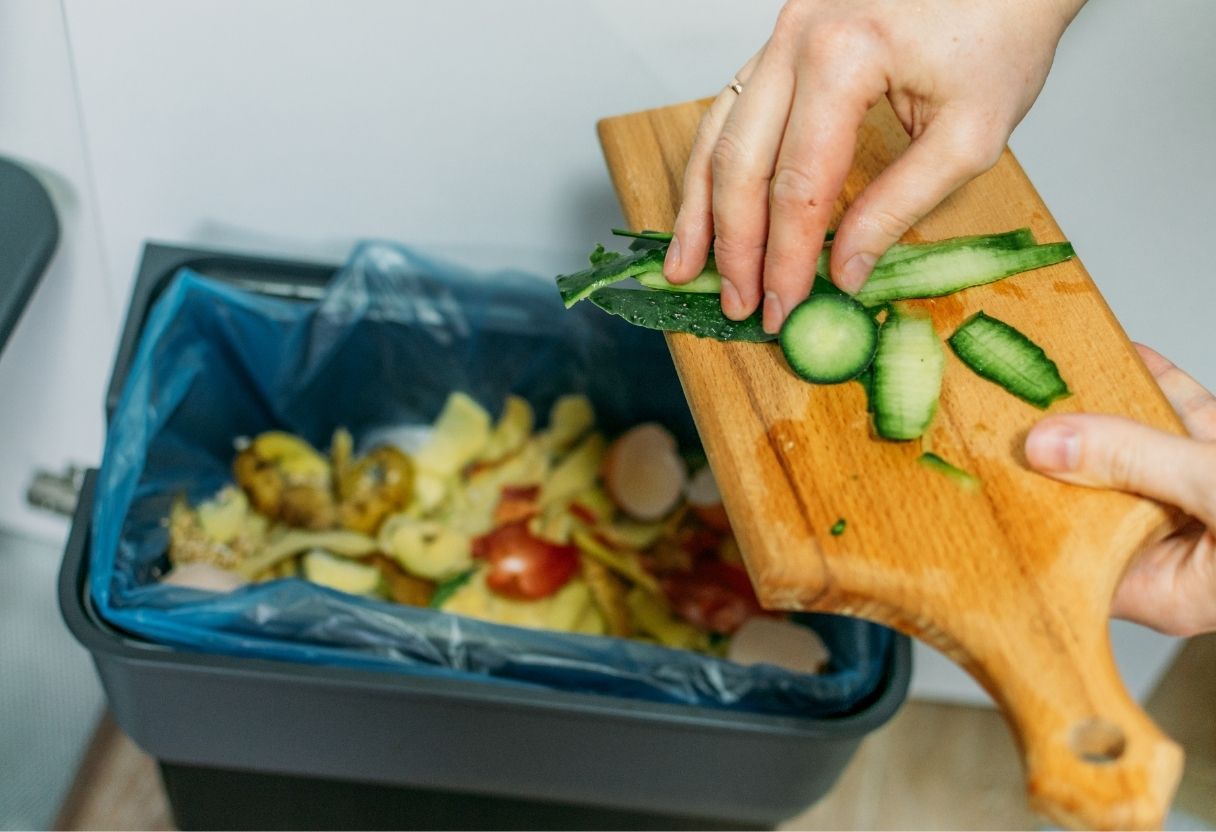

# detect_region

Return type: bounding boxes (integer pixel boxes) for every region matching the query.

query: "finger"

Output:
[709,51,797,320]
[761,67,881,332]
[665,89,736,287]
[1111,525,1216,637]
[1133,342,1216,441]
[1025,413,1216,528]
[830,114,1006,293]
[667,48,765,290]
[1132,342,1173,377]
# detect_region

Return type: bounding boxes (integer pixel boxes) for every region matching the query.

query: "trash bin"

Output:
[60,242,911,830]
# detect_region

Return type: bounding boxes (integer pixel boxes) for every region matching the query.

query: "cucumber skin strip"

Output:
[872,313,945,441]
[918,452,980,492]
[856,242,1075,306]
[881,228,1036,263]
[611,228,673,242]
[557,246,666,308]
[948,312,1071,409]
[817,229,1039,296]
[569,228,1048,308]
[588,288,774,343]
[815,229,1037,279]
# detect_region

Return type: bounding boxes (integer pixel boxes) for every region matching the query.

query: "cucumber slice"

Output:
[557,247,666,307]
[636,261,723,294]
[871,312,945,440]
[855,241,1074,306]
[588,288,774,342]
[948,311,1070,409]
[779,294,878,383]
[918,452,980,492]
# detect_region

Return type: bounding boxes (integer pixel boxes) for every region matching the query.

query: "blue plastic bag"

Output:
[92,241,893,716]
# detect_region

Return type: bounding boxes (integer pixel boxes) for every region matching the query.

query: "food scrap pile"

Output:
[161,392,828,667]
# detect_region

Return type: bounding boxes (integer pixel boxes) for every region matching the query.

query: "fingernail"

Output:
[663,235,682,277]
[838,252,876,294]
[762,291,784,334]
[720,279,742,318]
[1025,423,1081,472]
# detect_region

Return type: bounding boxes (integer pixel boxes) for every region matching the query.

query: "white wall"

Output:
[0,0,117,542]
[61,0,783,302]
[1,0,1209,703]
[1011,0,1216,392]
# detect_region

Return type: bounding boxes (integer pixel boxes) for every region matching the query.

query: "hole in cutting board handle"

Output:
[1070,717,1127,764]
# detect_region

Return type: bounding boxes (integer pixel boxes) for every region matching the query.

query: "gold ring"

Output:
[729,78,744,95]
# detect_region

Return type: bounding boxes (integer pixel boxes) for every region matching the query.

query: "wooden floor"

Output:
[55,636,1216,831]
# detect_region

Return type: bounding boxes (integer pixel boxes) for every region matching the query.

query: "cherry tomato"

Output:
[474,522,579,600]
[662,560,763,635]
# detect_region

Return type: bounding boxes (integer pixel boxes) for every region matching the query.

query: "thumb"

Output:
[1025,414,1216,527]
[829,116,1006,293]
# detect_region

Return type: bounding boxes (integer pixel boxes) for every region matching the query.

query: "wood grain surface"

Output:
[597,97,1185,831]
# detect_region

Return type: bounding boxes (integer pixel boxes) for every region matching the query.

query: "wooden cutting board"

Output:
[597,98,1185,831]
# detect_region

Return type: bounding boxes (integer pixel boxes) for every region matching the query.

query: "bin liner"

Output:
[91,241,893,716]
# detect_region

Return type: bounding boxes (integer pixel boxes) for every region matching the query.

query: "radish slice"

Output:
[601,423,686,521]
[685,465,731,532]
[727,617,830,675]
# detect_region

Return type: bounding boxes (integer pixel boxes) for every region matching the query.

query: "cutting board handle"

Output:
[977,628,1182,830]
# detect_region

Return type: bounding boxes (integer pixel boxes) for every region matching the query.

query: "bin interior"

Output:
[62,241,913,827]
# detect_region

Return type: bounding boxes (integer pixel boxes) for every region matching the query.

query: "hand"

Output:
[1025,345,1216,637]
[665,0,1085,333]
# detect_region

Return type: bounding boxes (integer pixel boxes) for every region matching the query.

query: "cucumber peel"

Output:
[557,246,666,308]
[871,311,945,441]
[948,311,1070,409]
[610,228,673,243]
[869,228,1037,265]
[588,288,774,343]
[856,241,1074,306]
[918,452,980,492]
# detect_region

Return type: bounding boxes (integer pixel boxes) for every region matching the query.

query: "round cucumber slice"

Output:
[779,294,878,384]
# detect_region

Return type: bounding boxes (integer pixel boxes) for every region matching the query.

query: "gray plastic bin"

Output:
[60,243,911,829]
